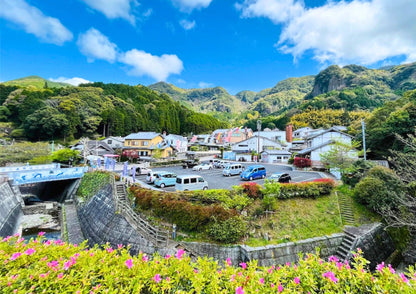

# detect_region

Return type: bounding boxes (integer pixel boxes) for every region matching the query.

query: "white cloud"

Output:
[198,81,214,88]
[49,77,92,86]
[119,49,184,81]
[0,0,73,45]
[171,0,213,12]
[236,0,303,23]
[237,0,416,65]
[180,19,196,30]
[77,28,118,63]
[81,0,137,24]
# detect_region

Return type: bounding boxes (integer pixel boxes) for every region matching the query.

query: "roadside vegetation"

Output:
[76,171,111,201]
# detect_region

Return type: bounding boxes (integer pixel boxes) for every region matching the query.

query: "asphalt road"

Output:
[130,162,325,192]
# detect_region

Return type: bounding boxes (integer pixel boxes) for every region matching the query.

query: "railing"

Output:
[111,177,169,247]
[7,167,88,185]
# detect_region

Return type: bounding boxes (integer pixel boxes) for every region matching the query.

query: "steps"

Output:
[337,191,355,225]
[335,230,358,261]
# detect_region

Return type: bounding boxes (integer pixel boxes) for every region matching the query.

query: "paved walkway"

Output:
[64,202,85,245]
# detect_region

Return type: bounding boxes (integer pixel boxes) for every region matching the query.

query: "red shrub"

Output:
[240,182,263,199]
[294,157,311,168]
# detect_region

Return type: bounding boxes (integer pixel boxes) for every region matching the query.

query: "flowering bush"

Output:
[1,234,415,293]
[294,157,311,168]
[240,182,263,199]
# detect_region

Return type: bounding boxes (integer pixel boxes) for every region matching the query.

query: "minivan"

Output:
[154,171,177,188]
[222,163,244,177]
[240,165,266,181]
[175,175,208,191]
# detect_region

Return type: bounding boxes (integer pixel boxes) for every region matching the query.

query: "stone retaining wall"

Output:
[76,184,168,256]
[0,182,23,237]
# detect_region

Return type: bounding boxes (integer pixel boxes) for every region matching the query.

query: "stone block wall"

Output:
[0,182,23,237]
[76,184,158,255]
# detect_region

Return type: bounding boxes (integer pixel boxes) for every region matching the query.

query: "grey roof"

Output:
[261,150,291,155]
[125,132,161,140]
[297,140,335,155]
[233,135,286,147]
[307,127,354,140]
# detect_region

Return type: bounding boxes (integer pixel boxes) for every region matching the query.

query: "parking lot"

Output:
[131,162,325,192]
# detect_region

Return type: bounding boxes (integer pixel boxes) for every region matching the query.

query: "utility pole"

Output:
[257,120,262,162]
[361,119,366,160]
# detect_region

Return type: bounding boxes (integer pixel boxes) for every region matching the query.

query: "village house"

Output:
[123,132,173,159]
[253,128,287,144]
[101,136,125,149]
[163,134,188,153]
[231,135,287,162]
[210,127,253,144]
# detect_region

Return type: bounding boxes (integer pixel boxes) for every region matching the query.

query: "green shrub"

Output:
[1,235,415,293]
[207,216,247,243]
[77,171,111,201]
[341,159,375,187]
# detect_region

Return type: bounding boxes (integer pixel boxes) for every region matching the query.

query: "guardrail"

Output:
[7,167,87,185]
[111,177,169,247]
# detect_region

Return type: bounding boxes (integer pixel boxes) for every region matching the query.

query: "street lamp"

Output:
[257,120,262,162]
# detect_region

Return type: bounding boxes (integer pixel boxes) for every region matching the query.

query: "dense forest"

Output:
[0,82,227,141]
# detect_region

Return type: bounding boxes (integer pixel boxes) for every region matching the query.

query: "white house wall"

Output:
[311,132,351,147]
[232,137,283,153]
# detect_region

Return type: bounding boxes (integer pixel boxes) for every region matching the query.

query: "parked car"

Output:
[146,171,160,184]
[192,162,213,171]
[240,165,266,181]
[175,175,208,191]
[154,171,177,188]
[214,160,230,168]
[182,160,199,169]
[131,166,151,176]
[269,173,291,183]
[222,163,244,176]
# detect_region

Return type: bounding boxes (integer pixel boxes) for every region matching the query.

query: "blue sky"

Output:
[1,0,415,94]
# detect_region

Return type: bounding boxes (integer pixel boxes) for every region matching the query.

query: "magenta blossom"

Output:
[153,274,161,283]
[175,249,185,260]
[38,232,45,237]
[376,262,385,272]
[278,283,283,292]
[400,273,409,283]
[294,277,300,284]
[236,286,244,294]
[239,262,247,269]
[125,259,133,269]
[322,271,338,284]
[10,252,22,260]
[226,258,232,266]
[142,255,149,262]
[259,277,264,284]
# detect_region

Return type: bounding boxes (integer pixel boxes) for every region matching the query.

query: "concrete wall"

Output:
[76,184,166,256]
[0,181,23,237]
[182,234,344,266]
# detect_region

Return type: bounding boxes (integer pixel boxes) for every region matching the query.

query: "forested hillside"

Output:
[0,83,227,141]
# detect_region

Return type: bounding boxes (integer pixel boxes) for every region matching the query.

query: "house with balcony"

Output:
[231,135,286,162]
[123,132,173,159]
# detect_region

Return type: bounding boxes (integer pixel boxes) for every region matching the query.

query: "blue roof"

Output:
[125,132,161,140]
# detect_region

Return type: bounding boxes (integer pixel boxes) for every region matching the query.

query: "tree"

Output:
[51,148,81,164]
[320,140,360,174]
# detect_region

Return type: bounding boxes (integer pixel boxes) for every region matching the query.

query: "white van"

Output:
[175,175,208,191]
[222,163,244,177]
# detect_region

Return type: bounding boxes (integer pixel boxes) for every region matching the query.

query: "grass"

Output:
[244,193,343,246]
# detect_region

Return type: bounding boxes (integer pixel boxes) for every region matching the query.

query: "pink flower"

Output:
[294,277,300,284]
[25,248,35,255]
[239,262,247,269]
[117,244,123,250]
[38,232,45,237]
[125,259,133,269]
[328,255,339,263]
[267,268,273,274]
[142,255,149,262]
[10,252,22,260]
[106,247,114,253]
[165,254,171,260]
[388,264,395,274]
[322,271,338,284]
[400,273,409,283]
[176,249,185,260]
[57,273,64,279]
[64,260,72,270]
[236,286,244,294]
[194,269,199,274]
[271,283,275,288]
[376,262,385,272]
[166,277,170,282]
[153,274,161,283]
[259,277,264,284]
[278,283,283,292]
[226,258,232,266]
[230,274,236,282]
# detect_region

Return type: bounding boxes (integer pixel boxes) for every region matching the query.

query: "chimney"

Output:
[286,124,293,143]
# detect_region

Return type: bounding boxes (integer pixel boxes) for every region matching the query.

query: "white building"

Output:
[101,136,125,149]
[163,134,188,153]
[260,150,292,163]
[231,135,286,162]
[253,129,287,145]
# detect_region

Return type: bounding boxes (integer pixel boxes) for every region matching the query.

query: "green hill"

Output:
[2,75,71,89]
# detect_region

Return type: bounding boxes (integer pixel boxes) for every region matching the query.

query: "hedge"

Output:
[1,234,415,293]
[278,178,335,199]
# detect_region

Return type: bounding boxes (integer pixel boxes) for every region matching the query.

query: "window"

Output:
[107,140,112,144]
[198,177,204,183]
[191,178,197,183]
[144,141,149,146]
[184,179,189,184]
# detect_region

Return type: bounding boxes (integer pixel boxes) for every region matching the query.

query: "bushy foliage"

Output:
[207,216,247,243]
[1,234,415,293]
[76,171,111,201]
[0,141,51,166]
[279,179,335,200]
[240,182,263,199]
[130,187,238,234]
[341,159,375,187]
[294,157,311,168]
[50,148,80,164]
[353,166,405,212]
[189,188,252,211]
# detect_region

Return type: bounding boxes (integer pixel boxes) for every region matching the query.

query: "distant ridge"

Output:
[2,75,72,89]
